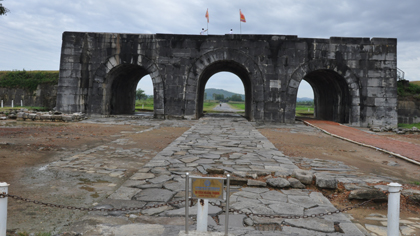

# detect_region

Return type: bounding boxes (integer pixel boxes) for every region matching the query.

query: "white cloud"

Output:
[1,0,419,98]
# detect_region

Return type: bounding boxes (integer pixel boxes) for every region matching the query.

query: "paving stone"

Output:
[131,173,155,180]
[164,204,222,216]
[108,187,141,200]
[241,187,270,194]
[284,218,335,233]
[218,214,245,227]
[231,191,260,199]
[281,226,327,236]
[292,169,313,185]
[132,188,175,202]
[268,202,304,215]
[348,188,387,200]
[147,175,174,184]
[141,205,173,216]
[315,173,337,189]
[266,177,290,188]
[365,224,387,236]
[288,195,319,208]
[288,177,305,189]
[247,179,266,187]
[260,190,287,202]
[163,181,185,192]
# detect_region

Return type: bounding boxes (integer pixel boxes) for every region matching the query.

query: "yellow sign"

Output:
[191,177,224,199]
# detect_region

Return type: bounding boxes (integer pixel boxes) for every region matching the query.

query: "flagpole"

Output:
[207,21,209,35]
[240,9,241,34]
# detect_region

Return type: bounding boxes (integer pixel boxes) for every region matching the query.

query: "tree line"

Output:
[208,93,243,102]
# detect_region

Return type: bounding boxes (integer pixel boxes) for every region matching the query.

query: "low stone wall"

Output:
[0,84,57,109]
[398,100,420,124]
[0,109,85,122]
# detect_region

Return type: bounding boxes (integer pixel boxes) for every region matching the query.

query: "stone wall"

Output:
[0,84,57,109]
[398,99,420,124]
[56,32,398,127]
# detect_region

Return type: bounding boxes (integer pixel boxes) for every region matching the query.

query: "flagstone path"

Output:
[62,116,370,235]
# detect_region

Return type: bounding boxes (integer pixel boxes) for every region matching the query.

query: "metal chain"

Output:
[209,198,375,219]
[0,193,186,212]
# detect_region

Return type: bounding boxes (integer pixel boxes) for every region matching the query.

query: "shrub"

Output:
[0,70,59,92]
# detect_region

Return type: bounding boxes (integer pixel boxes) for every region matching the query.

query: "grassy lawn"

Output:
[135,99,154,111]
[398,123,420,129]
[296,105,314,116]
[227,102,245,110]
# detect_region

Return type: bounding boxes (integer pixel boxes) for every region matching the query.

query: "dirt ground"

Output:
[259,123,420,234]
[0,119,190,234]
[1,118,420,234]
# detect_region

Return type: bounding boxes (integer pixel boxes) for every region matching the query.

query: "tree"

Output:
[136,89,148,100]
[230,94,243,101]
[214,94,224,101]
[0,0,9,16]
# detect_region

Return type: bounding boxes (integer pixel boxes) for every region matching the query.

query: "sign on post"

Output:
[191,177,224,200]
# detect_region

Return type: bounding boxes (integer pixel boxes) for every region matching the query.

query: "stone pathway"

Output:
[212,103,244,112]
[64,116,375,235]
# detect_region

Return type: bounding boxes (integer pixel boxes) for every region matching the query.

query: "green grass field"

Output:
[295,105,314,116]
[227,102,245,110]
[135,99,154,111]
[398,123,420,129]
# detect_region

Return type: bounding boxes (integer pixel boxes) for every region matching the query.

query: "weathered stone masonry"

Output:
[56,32,398,127]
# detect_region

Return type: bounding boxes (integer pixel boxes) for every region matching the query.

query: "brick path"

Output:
[302,119,420,162]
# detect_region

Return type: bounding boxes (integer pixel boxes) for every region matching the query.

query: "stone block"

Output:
[292,169,313,185]
[315,174,337,189]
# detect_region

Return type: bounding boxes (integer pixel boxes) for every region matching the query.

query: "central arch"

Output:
[196,61,252,119]
[183,48,266,121]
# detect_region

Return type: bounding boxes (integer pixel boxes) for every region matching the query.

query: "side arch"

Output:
[286,59,361,125]
[183,48,266,121]
[89,54,164,117]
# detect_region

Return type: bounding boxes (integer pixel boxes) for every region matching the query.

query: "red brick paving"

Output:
[303,119,420,162]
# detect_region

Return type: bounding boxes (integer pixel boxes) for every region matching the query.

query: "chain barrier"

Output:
[2,192,417,221]
[0,193,186,212]
[209,198,376,219]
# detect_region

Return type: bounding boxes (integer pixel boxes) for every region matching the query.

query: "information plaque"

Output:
[191,177,224,199]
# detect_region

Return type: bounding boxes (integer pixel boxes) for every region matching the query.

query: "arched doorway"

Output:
[196,61,252,120]
[296,80,315,118]
[106,64,151,115]
[300,69,351,123]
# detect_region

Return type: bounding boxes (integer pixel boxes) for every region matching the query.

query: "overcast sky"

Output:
[1,0,419,98]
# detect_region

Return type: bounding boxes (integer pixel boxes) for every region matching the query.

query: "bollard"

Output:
[196,199,209,231]
[225,174,230,236]
[20,100,23,107]
[0,182,9,236]
[185,173,189,234]
[387,182,402,236]
[11,100,13,108]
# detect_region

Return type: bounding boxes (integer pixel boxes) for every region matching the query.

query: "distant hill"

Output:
[205,88,313,102]
[297,97,314,102]
[205,88,245,100]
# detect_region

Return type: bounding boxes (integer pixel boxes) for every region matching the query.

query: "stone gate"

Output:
[56,32,398,127]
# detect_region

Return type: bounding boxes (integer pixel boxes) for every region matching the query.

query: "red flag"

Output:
[240,9,246,23]
[205,9,209,23]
